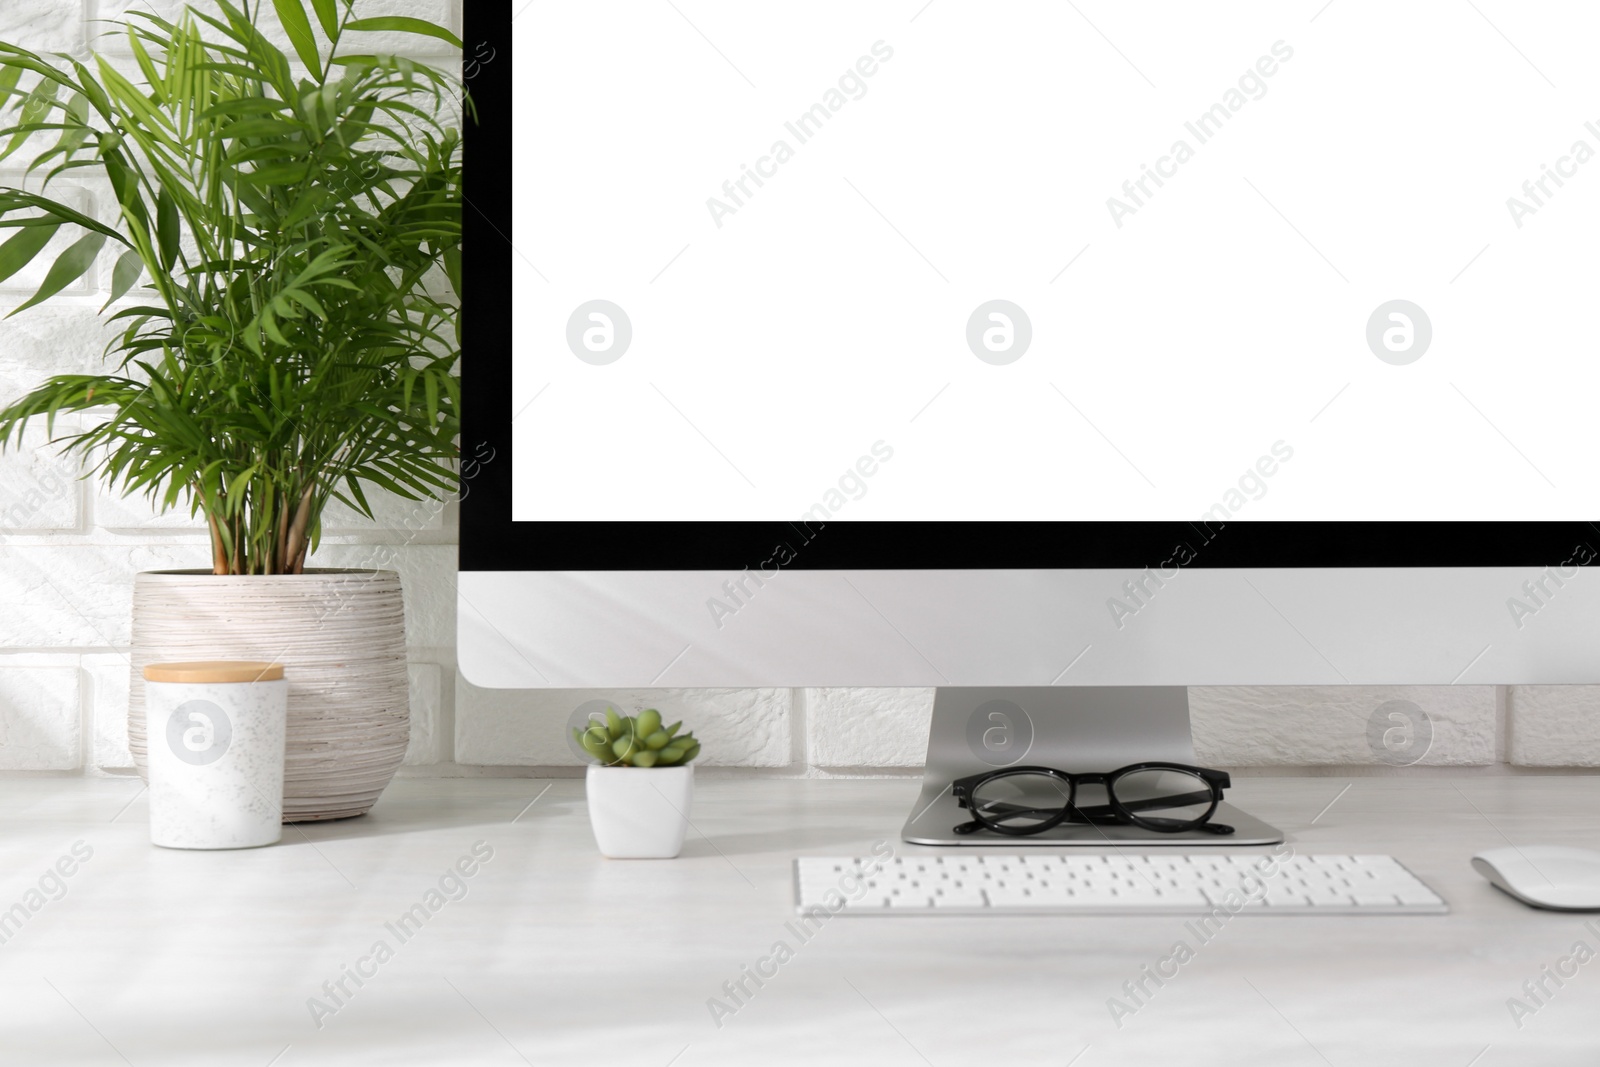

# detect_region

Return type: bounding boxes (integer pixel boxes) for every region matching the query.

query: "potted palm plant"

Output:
[0,0,463,819]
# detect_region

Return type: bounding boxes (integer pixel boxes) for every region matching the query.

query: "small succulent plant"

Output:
[573,708,701,768]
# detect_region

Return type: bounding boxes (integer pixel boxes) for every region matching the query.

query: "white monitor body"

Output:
[458,565,1600,689]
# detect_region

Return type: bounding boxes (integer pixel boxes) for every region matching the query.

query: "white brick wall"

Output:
[0,5,87,54]
[1507,687,1600,767]
[454,685,792,767]
[0,658,80,770]
[1190,686,1499,767]
[3,1,1600,780]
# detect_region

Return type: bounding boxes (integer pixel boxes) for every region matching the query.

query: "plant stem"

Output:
[273,483,290,574]
[284,482,316,576]
[207,510,228,575]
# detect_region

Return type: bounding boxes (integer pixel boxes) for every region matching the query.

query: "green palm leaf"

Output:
[344,17,463,50]
[7,231,105,316]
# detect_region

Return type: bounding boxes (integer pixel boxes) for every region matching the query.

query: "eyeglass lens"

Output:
[1112,767,1214,827]
[968,773,1072,831]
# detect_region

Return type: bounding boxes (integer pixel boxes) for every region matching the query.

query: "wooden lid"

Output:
[143,661,285,683]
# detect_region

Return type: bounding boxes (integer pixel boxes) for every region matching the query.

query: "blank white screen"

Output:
[513,1,1600,522]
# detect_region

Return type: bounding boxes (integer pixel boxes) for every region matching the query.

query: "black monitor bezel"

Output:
[462,8,1594,572]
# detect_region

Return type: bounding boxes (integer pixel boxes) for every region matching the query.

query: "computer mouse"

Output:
[1472,846,1600,910]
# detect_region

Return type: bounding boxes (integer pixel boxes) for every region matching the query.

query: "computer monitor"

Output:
[467,4,1600,691]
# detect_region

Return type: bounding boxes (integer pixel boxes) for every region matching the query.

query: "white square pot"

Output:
[585,765,693,858]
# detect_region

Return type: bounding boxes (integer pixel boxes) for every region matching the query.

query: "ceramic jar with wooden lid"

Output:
[144,661,288,849]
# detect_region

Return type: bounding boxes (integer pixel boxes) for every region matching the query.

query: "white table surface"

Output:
[2,774,1598,1066]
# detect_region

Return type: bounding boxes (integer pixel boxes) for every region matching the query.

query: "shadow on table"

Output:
[677,826,903,858]
[286,783,585,841]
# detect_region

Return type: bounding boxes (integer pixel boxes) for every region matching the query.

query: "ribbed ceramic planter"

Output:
[129,570,409,822]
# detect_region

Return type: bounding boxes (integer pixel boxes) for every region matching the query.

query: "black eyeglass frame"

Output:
[951,762,1234,837]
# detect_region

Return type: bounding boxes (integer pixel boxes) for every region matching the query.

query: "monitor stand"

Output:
[902,687,1284,847]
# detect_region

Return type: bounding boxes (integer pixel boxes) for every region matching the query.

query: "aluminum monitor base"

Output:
[901,687,1284,847]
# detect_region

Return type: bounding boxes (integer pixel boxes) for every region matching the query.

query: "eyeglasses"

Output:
[951,762,1235,837]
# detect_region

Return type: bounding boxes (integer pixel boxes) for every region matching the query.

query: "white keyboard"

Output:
[794,853,1448,915]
